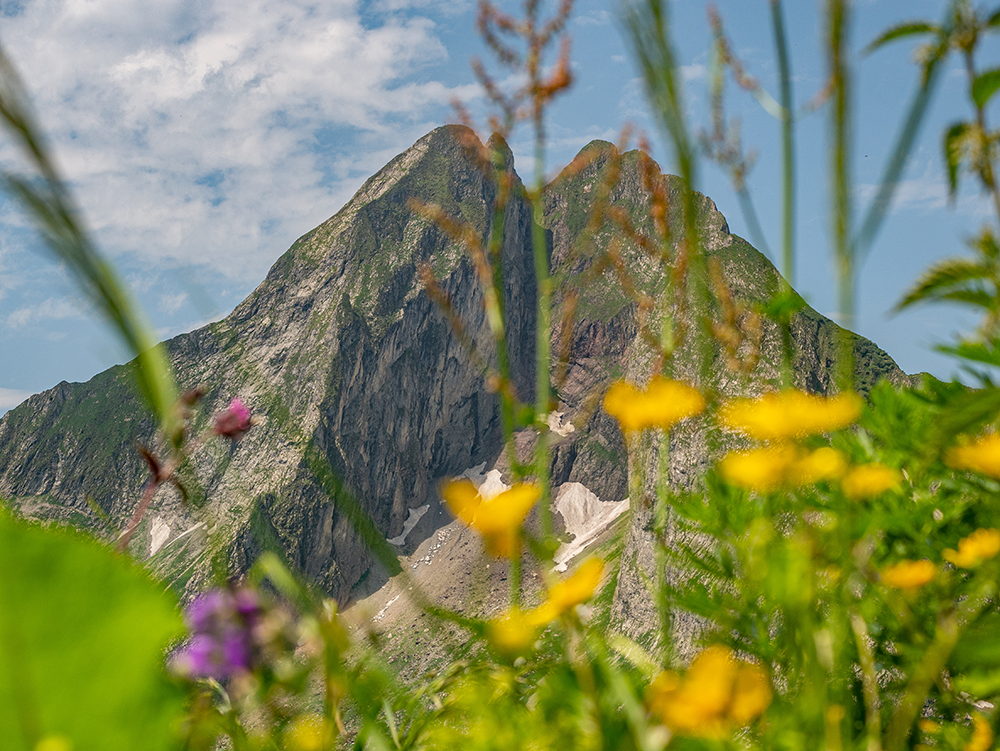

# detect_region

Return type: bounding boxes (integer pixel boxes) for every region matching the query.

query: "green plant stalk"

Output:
[532,127,553,547]
[771,0,797,388]
[626,0,712,384]
[849,610,882,751]
[885,571,997,751]
[828,0,855,392]
[0,47,179,442]
[484,161,518,474]
[965,49,1000,231]
[854,62,941,262]
[772,0,795,288]
[653,430,675,667]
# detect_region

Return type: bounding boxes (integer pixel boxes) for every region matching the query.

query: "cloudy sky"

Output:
[0,0,996,414]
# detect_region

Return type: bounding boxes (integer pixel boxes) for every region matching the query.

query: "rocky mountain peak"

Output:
[0,126,908,613]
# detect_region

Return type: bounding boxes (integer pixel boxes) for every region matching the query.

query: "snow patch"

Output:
[553,483,629,571]
[461,462,509,500]
[150,516,171,555]
[373,594,401,622]
[547,410,576,437]
[388,504,429,546]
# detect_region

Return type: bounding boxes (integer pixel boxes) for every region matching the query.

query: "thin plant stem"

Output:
[849,610,883,751]
[853,63,942,262]
[828,0,855,392]
[531,61,553,546]
[772,0,795,288]
[771,0,796,388]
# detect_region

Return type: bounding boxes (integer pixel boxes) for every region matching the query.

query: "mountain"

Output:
[0,126,909,627]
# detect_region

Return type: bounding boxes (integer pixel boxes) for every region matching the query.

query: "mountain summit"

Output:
[0,126,907,610]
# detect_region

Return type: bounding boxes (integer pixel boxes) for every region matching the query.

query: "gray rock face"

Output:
[0,127,909,616]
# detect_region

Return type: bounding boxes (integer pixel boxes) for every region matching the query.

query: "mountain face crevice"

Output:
[0,126,910,611]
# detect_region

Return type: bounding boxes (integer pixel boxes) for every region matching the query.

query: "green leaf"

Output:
[895,255,988,311]
[864,21,937,55]
[988,8,1000,28]
[0,513,185,751]
[0,48,180,442]
[944,121,972,199]
[973,68,1000,108]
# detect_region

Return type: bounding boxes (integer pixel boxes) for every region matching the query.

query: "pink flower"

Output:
[215,398,252,439]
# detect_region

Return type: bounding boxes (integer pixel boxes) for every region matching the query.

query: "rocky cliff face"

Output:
[0,126,910,614]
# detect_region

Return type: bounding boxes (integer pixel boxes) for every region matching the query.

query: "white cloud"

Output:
[856,158,993,216]
[681,63,707,82]
[7,297,80,328]
[159,292,188,314]
[0,0,473,285]
[0,387,33,411]
[575,9,612,26]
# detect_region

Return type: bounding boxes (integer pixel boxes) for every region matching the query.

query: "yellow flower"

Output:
[603,376,705,433]
[918,719,941,735]
[719,444,799,491]
[787,446,848,485]
[646,645,771,737]
[719,445,846,491]
[34,738,73,751]
[881,559,936,590]
[285,714,335,751]
[720,390,861,441]
[840,464,900,500]
[966,713,994,751]
[440,479,539,558]
[531,558,604,624]
[727,662,773,725]
[487,607,539,656]
[946,433,1000,478]
[944,528,1000,568]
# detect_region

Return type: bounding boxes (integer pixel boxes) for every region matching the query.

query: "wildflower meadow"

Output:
[5,0,1000,750]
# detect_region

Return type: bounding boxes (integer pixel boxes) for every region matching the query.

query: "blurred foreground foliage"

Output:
[5,0,1000,750]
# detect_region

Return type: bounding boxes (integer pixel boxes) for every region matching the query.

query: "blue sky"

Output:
[0,0,996,415]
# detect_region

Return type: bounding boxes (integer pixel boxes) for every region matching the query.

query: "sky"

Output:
[0,0,997,416]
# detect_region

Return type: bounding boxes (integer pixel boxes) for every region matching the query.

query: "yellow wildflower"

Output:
[787,446,848,485]
[34,738,73,751]
[531,558,605,624]
[943,528,1000,568]
[840,463,900,500]
[728,662,773,725]
[440,479,539,558]
[719,445,846,491]
[487,607,539,657]
[285,714,335,751]
[880,559,936,590]
[719,444,799,491]
[966,713,994,751]
[918,719,941,734]
[603,375,705,433]
[946,433,1000,478]
[720,390,861,441]
[646,645,772,737]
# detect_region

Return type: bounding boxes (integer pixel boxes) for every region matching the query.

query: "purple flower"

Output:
[232,588,261,620]
[173,633,223,679]
[214,398,252,439]
[221,629,252,673]
[172,586,261,681]
[186,590,226,632]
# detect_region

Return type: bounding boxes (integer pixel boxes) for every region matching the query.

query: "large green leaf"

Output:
[0,512,185,751]
[944,121,973,198]
[863,21,936,55]
[972,67,1000,108]
[895,255,988,311]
